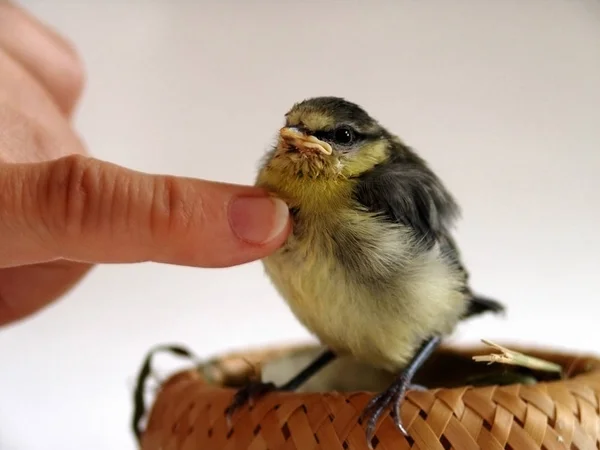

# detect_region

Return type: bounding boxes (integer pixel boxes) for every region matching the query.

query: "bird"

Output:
[224,96,504,445]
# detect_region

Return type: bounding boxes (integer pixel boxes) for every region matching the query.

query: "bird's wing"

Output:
[353,156,505,317]
[352,155,460,250]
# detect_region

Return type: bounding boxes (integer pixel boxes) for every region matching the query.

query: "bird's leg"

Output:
[359,335,441,445]
[224,349,336,423]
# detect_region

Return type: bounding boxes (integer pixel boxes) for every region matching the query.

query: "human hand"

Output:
[0,2,291,326]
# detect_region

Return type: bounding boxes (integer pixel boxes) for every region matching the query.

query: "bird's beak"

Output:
[279,127,333,155]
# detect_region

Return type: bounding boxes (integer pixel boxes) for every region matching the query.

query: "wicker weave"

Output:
[139,343,600,450]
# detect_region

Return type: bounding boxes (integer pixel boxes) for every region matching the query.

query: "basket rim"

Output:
[165,340,600,395]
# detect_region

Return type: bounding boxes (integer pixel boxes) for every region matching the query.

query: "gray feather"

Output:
[353,141,460,250]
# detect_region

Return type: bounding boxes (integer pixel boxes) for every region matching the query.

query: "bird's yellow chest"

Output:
[261,221,361,352]
[260,208,419,370]
[256,172,372,354]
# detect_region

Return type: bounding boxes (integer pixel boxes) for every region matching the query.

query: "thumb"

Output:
[0,155,291,268]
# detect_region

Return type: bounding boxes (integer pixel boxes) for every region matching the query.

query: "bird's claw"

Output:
[359,380,423,446]
[224,380,277,427]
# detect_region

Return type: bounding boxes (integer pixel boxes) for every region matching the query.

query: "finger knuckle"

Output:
[149,176,205,241]
[43,154,99,240]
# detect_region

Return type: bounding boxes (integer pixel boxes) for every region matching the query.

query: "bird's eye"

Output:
[333,127,356,145]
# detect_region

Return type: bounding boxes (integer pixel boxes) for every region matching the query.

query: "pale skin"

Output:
[0,1,291,327]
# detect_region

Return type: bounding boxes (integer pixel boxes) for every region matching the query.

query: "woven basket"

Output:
[137,342,600,450]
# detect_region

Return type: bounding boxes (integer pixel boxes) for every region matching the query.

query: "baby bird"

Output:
[225,97,504,444]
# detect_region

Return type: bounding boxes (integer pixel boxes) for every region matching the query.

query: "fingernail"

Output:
[229,196,290,244]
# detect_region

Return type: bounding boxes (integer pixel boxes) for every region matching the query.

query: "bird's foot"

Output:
[224,349,337,428]
[224,380,277,426]
[359,377,423,446]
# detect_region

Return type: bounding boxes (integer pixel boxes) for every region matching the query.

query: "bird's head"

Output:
[261,97,395,181]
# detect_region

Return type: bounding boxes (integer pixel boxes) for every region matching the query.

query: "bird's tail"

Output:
[463,293,506,320]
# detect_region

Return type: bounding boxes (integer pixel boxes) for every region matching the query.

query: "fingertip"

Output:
[145,179,292,267]
[228,195,291,247]
[266,197,293,246]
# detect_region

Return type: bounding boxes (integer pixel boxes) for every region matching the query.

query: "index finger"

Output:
[0,155,291,268]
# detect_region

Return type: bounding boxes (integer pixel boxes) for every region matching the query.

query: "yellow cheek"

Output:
[341,140,389,177]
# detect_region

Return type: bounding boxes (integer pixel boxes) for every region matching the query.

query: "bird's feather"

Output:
[352,142,460,251]
[352,142,504,318]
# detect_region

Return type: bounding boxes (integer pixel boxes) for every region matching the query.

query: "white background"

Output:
[1,1,599,449]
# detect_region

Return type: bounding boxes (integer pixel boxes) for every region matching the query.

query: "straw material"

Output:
[139,343,600,449]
